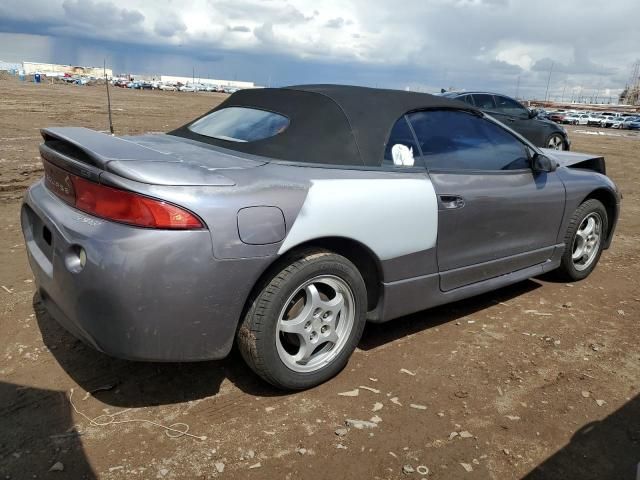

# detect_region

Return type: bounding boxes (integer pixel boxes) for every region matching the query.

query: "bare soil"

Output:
[1,76,639,480]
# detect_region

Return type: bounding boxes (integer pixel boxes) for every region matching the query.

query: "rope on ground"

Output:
[68,388,207,441]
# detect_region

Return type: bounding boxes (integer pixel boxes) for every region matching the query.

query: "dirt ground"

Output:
[1,75,639,480]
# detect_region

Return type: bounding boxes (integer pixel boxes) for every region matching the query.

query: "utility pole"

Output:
[544,61,554,102]
[192,66,195,89]
[104,59,114,135]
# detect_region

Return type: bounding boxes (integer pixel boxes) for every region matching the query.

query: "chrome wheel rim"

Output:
[572,212,602,271]
[276,275,355,373]
[548,135,564,150]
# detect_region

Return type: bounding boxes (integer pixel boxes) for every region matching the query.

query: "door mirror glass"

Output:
[532,153,557,172]
[528,108,538,119]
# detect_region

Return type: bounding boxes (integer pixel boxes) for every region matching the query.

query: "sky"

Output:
[0,0,638,100]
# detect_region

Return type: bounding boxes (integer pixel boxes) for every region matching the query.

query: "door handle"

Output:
[439,195,465,209]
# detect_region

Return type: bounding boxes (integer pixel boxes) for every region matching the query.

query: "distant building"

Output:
[21,61,112,78]
[160,75,255,89]
[0,60,21,71]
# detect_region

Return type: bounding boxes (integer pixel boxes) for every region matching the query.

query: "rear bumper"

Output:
[22,180,271,362]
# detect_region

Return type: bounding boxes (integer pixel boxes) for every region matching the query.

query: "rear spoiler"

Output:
[40,127,168,170]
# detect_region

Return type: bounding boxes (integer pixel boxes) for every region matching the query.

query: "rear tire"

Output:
[237,248,367,390]
[555,199,608,281]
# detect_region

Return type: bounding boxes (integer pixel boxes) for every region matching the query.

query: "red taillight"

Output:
[43,161,203,229]
[71,176,203,229]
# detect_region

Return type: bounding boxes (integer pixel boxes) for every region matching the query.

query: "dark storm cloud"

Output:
[531,50,617,77]
[62,0,145,28]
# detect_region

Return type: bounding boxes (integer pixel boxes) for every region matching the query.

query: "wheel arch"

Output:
[582,187,618,248]
[298,237,383,312]
[244,237,383,323]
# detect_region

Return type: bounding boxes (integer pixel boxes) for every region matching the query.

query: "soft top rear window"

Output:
[188,107,289,143]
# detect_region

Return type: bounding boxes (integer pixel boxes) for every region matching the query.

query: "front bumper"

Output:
[22,180,271,362]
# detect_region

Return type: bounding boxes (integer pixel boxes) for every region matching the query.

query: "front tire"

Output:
[237,249,367,390]
[556,199,608,281]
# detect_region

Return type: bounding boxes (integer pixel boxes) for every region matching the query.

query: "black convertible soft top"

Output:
[170,84,476,167]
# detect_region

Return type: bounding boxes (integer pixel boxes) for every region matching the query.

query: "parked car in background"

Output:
[158,84,177,91]
[610,117,625,129]
[628,118,640,130]
[533,108,548,119]
[600,116,619,128]
[613,116,638,129]
[179,84,196,92]
[547,111,566,124]
[587,114,604,126]
[441,91,570,150]
[22,85,619,389]
[563,113,589,125]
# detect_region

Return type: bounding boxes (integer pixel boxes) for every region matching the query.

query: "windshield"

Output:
[188,107,290,143]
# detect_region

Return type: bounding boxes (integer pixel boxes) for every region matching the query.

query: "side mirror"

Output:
[532,153,557,172]
[528,109,539,119]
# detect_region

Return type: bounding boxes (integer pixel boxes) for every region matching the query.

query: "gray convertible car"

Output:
[22,85,620,389]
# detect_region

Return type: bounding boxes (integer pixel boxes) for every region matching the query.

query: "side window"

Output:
[459,95,475,106]
[471,94,496,110]
[407,110,530,171]
[383,116,420,167]
[494,95,528,117]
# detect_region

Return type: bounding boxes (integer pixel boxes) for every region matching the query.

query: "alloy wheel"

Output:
[276,275,355,373]
[547,134,565,150]
[571,212,602,271]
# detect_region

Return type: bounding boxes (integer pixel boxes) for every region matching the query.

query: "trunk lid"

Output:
[40,127,267,186]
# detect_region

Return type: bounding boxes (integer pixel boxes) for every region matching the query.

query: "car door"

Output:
[406,109,565,291]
